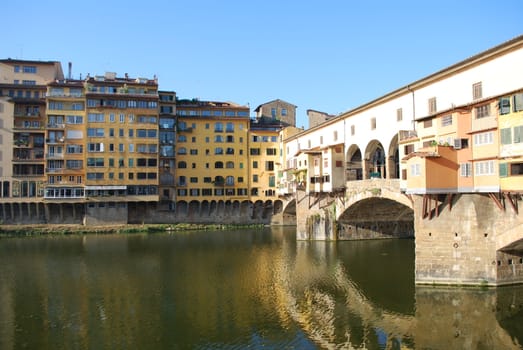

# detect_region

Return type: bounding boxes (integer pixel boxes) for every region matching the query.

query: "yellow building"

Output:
[498,91,523,192]
[248,122,280,200]
[83,73,160,203]
[45,79,86,200]
[174,99,250,205]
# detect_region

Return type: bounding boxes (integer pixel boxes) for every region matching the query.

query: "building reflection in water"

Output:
[0,229,522,349]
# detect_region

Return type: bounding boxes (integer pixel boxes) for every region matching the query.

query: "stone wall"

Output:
[414,193,523,286]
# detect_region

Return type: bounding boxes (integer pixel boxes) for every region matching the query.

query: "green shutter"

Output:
[500,128,512,145]
[499,163,508,177]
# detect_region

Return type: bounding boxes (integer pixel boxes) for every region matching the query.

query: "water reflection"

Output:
[0,228,521,349]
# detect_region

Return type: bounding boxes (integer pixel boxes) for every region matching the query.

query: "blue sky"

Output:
[3,0,522,128]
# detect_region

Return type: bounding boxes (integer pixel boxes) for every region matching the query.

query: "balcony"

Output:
[47,123,65,129]
[46,168,64,173]
[46,137,65,144]
[471,115,497,133]
[13,122,43,131]
[399,130,418,142]
[46,152,65,159]
[13,149,44,162]
[14,111,40,117]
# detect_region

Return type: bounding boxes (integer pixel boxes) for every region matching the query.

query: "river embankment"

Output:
[0,223,266,237]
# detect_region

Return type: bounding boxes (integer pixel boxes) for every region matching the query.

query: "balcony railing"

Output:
[46,138,65,144]
[47,123,65,129]
[46,153,65,159]
[399,130,418,142]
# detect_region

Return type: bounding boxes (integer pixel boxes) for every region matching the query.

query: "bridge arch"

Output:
[336,180,414,239]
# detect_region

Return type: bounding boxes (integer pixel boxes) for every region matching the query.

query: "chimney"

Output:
[68,62,72,80]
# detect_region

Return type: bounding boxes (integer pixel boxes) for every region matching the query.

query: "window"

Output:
[215,161,223,168]
[204,177,212,183]
[281,108,287,116]
[514,94,523,112]
[351,125,355,136]
[428,97,437,114]
[333,131,338,141]
[475,160,495,176]
[190,177,198,183]
[225,123,234,132]
[475,104,491,119]
[370,117,376,130]
[226,161,234,168]
[266,148,277,155]
[423,119,433,128]
[500,128,512,145]
[23,66,37,73]
[214,135,223,142]
[253,174,258,182]
[271,108,276,118]
[225,176,234,186]
[514,126,523,143]
[473,82,482,100]
[397,108,403,121]
[441,115,452,127]
[178,161,187,168]
[253,161,258,168]
[410,164,421,177]
[215,122,223,132]
[215,147,223,155]
[460,163,472,177]
[473,132,493,146]
[250,148,260,155]
[510,162,523,175]
[87,128,104,137]
[265,161,274,171]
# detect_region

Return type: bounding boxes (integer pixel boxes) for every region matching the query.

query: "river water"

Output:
[0,227,522,350]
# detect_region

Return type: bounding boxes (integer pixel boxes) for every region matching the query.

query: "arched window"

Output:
[215,147,223,155]
[177,147,187,154]
[214,122,223,132]
[178,135,187,142]
[225,176,234,185]
[214,135,223,142]
[226,161,234,168]
[226,122,234,132]
[215,161,223,168]
[178,161,187,168]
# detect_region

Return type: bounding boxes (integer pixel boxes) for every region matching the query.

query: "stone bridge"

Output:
[284,178,523,286]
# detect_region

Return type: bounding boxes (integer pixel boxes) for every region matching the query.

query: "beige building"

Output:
[254,99,297,127]
[0,59,64,200]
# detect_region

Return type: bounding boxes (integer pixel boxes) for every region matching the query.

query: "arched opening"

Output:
[388,134,400,179]
[346,145,363,181]
[364,141,386,179]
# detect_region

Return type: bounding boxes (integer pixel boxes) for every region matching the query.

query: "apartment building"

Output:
[174,99,250,203]
[249,121,280,200]
[158,90,177,208]
[0,59,64,200]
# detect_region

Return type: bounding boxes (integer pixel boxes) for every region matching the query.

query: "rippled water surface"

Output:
[0,227,522,349]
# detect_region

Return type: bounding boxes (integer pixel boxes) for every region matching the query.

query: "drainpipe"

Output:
[407,84,416,132]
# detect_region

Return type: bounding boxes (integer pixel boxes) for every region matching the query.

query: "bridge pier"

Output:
[414,193,523,286]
